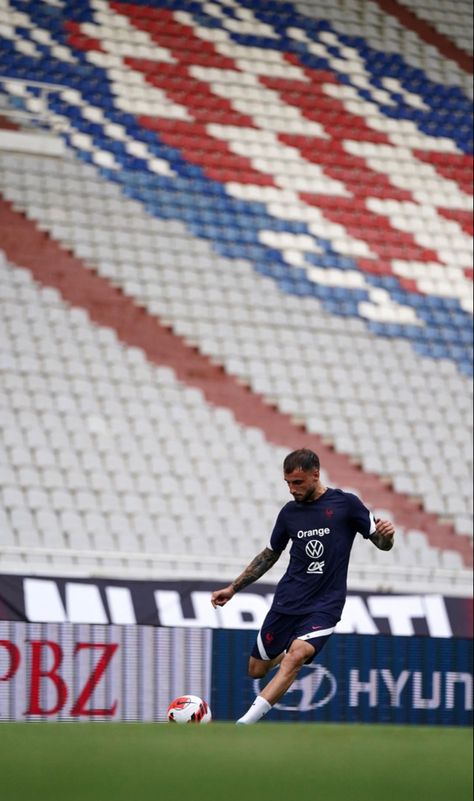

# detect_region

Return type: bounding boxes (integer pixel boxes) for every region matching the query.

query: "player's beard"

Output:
[294,488,316,503]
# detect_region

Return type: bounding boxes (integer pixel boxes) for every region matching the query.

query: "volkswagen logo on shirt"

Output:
[305,539,324,559]
[253,664,337,711]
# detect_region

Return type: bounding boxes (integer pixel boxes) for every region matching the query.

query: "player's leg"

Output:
[247,652,285,679]
[258,638,315,705]
[237,640,314,724]
[237,653,284,726]
[259,617,337,706]
[236,611,294,725]
[237,613,336,724]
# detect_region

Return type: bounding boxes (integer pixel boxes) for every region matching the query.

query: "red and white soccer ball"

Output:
[167,695,212,724]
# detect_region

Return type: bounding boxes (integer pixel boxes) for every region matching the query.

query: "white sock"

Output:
[236,696,272,725]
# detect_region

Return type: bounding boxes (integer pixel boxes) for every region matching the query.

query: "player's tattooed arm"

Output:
[231,548,281,593]
[211,548,280,607]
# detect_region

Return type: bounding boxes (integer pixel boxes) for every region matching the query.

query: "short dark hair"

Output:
[283,449,320,474]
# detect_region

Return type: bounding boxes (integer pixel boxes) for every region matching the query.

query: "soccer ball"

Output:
[167,695,212,724]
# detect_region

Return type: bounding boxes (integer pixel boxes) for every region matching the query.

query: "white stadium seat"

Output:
[0,0,472,595]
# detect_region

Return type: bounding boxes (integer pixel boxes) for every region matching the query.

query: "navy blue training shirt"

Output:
[269,488,376,619]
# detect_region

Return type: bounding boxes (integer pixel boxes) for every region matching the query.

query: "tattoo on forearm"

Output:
[231,548,280,592]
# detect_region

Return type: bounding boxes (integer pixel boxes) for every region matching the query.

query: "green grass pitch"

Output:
[1,722,471,801]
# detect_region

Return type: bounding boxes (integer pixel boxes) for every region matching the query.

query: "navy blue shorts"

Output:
[251,609,337,664]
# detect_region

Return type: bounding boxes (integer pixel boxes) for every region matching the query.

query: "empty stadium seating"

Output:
[0,0,472,595]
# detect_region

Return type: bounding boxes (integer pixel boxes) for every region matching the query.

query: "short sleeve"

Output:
[269,508,291,553]
[348,493,377,539]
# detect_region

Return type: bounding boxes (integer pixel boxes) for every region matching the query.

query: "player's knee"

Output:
[282,642,314,674]
[248,665,267,679]
[280,652,303,676]
[247,658,269,679]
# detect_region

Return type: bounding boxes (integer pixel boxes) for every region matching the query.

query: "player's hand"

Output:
[211,586,235,608]
[373,518,395,550]
[375,518,395,540]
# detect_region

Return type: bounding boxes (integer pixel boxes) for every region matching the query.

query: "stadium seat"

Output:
[0,0,472,595]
